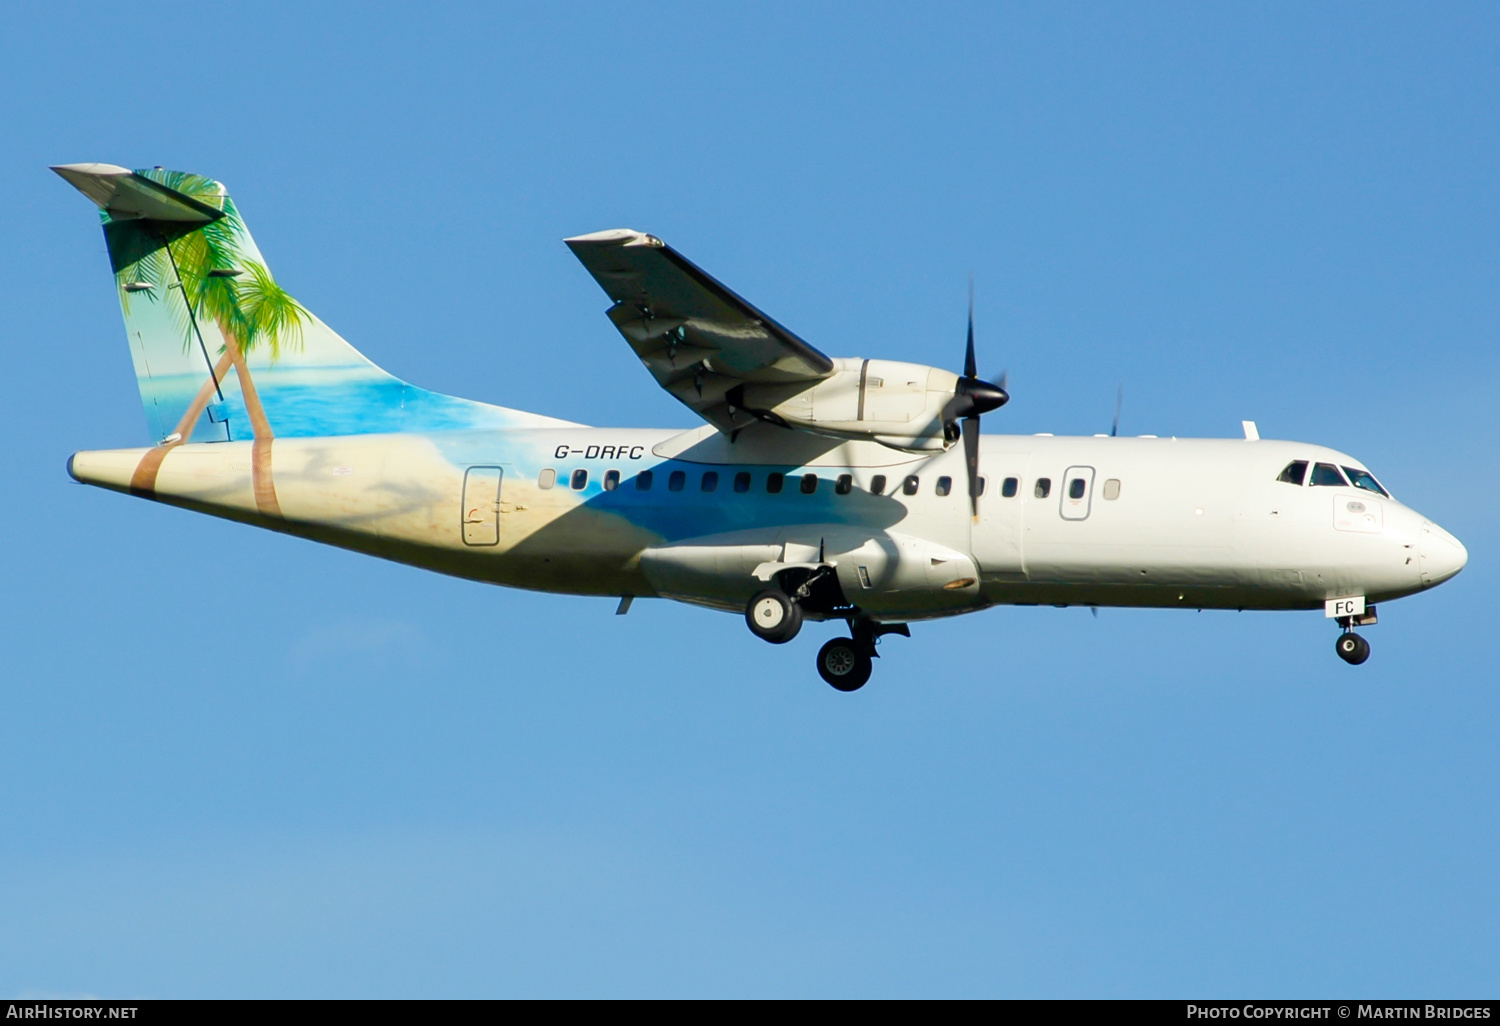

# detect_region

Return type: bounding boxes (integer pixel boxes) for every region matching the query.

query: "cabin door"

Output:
[461,466,504,546]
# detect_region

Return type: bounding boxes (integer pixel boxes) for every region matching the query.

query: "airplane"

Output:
[53,163,1468,691]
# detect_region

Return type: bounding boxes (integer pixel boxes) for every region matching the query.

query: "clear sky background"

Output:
[1,1,1495,998]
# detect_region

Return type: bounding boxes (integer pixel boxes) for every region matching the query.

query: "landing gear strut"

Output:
[1336,632,1371,665]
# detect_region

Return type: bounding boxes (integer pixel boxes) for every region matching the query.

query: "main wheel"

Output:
[746,589,802,644]
[1335,632,1371,665]
[817,637,873,691]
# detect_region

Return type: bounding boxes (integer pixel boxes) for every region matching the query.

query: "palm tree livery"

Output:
[113,170,308,515]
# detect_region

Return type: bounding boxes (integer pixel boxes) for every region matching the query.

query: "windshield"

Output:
[1342,466,1389,497]
[1277,460,1308,486]
[1310,462,1348,487]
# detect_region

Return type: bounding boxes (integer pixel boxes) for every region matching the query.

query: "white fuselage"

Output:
[68,424,1468,625]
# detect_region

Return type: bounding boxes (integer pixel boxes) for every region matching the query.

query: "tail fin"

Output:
[53,164,572,445]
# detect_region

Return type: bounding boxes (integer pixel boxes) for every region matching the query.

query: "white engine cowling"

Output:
[737,359,960,452]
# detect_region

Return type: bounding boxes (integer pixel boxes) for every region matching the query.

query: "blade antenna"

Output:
[1111,385,1123,437]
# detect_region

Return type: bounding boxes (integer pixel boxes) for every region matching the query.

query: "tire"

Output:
[1336,632,1371,665]
[746,589,802,644]
[817,638,873,691]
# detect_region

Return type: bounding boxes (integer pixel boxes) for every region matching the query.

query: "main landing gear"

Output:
[813,620,909,691]
[746,589,803,644]
[817,636,872,691]
[744,587,909,691]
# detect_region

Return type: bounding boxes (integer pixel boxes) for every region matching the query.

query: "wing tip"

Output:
[564,228,662,248]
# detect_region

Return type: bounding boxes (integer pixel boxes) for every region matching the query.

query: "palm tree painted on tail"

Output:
[118,171,308,515]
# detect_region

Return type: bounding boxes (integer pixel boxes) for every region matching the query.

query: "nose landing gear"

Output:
[1336,632,1371,665]
[1332,603,1377,665]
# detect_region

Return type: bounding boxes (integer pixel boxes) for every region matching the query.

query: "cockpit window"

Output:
[1342,466,1389,498]
[1276,460,1308,486]
[1310,462,1348,487]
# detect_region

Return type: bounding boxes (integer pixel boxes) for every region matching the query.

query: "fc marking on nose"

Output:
[1326,596,1365,619]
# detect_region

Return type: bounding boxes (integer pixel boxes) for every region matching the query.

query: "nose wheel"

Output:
[1336,632,1371,665]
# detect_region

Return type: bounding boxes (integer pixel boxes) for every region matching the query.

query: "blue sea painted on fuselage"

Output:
[153,367,574,441]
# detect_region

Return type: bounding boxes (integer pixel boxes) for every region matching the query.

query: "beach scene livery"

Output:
[56,164,1465,688]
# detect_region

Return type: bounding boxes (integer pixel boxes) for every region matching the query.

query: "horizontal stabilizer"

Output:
[51,163,224,223]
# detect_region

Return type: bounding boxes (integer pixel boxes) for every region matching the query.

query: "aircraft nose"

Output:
[1419,521,1468,587]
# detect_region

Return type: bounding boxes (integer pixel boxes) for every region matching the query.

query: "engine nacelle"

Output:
[736,358,961,452]
[640,525,982,619]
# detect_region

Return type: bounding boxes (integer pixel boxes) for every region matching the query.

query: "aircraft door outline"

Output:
[462,465,504,546]
[1060,465,1095,521]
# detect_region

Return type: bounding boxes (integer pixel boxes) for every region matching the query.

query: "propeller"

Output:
[1111,385,1123,437]
[943,280,1009,517]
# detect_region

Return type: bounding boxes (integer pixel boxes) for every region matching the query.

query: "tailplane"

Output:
[54,164,572,447]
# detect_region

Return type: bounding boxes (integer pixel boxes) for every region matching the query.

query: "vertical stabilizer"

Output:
[54,164,573,448]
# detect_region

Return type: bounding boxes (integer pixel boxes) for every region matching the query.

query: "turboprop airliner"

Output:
[54,164,1468,691]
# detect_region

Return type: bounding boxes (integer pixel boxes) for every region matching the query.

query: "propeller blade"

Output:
[963,415,981,518]
[964,276,977,380]
[1111,385,1123,437]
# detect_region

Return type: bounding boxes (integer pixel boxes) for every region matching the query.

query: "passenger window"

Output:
[976,477,986,496]
[836,474,852,495]
[1034,478,1052,499]
[767,472,784,494]
[1310,462,1347,487]
[603,470,620,491]
[902,475,919,496]
[1342,466,1390,498]
[870,475,887,496]
[570,469,588,490]
[538,468,556,489]
[1068,478,1086,500]
[635,470,653,491]
[935,476,952,497]
[668,470,686,492]
[1001,477,1018,498]
[1102,478,1121,500]
[734,472,751,493]
[702,471,718,492]
[800,473,818,494]
[1277,460,1308,486]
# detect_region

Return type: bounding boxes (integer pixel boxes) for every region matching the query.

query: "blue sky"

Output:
[1,1,1495,997]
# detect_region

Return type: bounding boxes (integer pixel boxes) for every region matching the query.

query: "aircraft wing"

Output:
[566,229,835,432]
